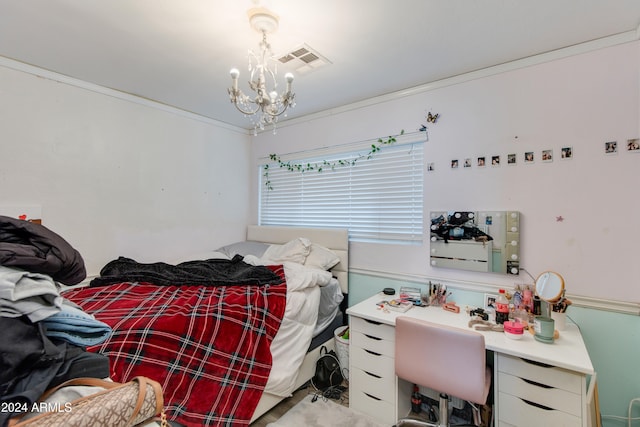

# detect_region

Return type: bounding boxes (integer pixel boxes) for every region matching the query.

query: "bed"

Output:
[62,225,349,427]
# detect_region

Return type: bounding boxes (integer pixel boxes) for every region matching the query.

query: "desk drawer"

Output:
[498,372,582,416]
[351,330,395,358]
[497,353,583,393]
[350,388,396,426]
[351,316,395,341]
[498,392,581,427]
[351,345,395,378]
[351,367,395,403]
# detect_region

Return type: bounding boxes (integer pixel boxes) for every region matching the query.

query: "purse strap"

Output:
[129,376,165,424]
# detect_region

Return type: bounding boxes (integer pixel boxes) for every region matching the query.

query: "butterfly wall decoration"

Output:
[419,111,440,135]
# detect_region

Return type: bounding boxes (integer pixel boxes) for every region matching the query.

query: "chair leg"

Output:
[437,393,449,427]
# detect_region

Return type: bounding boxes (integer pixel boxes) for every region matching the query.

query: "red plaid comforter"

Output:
[63,265,287,427]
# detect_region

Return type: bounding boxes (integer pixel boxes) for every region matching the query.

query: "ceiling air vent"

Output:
[277,44,331,75]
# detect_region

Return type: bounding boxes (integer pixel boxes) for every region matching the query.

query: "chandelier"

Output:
[228,7,295,135]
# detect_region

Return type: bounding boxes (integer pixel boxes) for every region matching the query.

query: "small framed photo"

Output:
[491,155,500,166]
[451,159,459,169]
[605,141,618,154]
[542,149,553,163]
[627,139,639,152]
[507,153,516,165]
[524,151,534,163]
[484,293,498,310]
[427,162,435,172]
[477,156,486,167]
[561,146,573,159]
[464,158,472,168]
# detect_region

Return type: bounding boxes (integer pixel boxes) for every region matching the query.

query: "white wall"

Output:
[0,63,252,277]
[251,40,640,303]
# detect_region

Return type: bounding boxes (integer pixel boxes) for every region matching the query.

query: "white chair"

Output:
[395,316,492,427]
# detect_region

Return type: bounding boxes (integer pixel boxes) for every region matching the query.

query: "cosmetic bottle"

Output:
[495,289,510,325]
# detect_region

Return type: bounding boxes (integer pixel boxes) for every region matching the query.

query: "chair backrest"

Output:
[395,316,488,404]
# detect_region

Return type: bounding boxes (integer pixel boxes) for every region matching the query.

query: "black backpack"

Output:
[311,346,343,391]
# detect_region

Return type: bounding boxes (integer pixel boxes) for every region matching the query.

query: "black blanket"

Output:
[89,255,283,287]
[0,216,86,285]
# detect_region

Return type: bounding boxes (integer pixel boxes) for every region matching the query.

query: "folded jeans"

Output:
[41,301,112,347]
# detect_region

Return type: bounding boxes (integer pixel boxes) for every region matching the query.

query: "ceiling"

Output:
[1,1,639,131]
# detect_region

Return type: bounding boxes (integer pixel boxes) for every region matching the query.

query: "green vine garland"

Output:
[263,130,405,190]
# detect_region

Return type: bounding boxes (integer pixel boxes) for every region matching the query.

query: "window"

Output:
[259,138,424,244]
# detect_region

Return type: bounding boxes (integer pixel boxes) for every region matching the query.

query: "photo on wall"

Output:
[605,141,618,154]
[507,153,516,165]
[542,149,553,162]
[477,156,486,167]
[524,151,534,163]
[627,139,639,152]
[561,146,573,159]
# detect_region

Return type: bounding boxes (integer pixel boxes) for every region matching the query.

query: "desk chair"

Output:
[395,317,492,427]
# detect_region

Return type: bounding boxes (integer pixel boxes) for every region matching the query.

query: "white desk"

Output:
[347,293,595,427]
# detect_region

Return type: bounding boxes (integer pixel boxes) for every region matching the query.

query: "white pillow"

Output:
[215,241,270,258]
[304,243,340,270]
[262,238,311,264]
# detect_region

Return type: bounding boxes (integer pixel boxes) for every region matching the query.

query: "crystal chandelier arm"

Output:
[228,87,262,116]
[265,93,295,117]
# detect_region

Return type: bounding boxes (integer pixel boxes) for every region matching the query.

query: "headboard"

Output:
[246,225,349,294]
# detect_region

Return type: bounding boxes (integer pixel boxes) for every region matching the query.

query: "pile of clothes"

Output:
[0,215,112,426]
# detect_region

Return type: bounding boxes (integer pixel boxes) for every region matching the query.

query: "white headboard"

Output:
[246,225,349,294]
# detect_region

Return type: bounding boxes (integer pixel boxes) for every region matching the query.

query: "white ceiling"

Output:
[1,1,639,131]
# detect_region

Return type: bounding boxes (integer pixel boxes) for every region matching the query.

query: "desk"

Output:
[347,293,595,427]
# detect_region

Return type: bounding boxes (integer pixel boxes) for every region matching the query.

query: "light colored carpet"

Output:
[266,394,388,427]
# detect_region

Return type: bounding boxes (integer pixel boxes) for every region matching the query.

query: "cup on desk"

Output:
[534,316,555,343]
[551,311,566,331]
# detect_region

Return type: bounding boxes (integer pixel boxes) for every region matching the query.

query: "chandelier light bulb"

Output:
[230,68,240,91]
[285,72,294,92]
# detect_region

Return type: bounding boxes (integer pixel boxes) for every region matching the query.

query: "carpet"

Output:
[266,394,388,427]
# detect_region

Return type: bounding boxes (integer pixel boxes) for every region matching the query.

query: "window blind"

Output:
[259,140,424,244]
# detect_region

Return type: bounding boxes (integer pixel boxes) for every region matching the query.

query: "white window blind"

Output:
[259,140,424,244]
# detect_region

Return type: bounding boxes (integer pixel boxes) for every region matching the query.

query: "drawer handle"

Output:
[364,370,382,379]
[522,378,553,389]
[364,319,383,326]
[520,357,553,369]
[521,398,554,411]
[364,392,382,401]
[365,349,382,356]
[364,334,382,341]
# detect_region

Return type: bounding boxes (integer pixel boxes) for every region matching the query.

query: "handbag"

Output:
[311,345,344,391]
[11,376,166,427]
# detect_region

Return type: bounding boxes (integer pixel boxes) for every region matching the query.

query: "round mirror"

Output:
[535,271,565,302]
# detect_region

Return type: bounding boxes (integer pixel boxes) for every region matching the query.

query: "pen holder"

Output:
[428,294,443,307]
